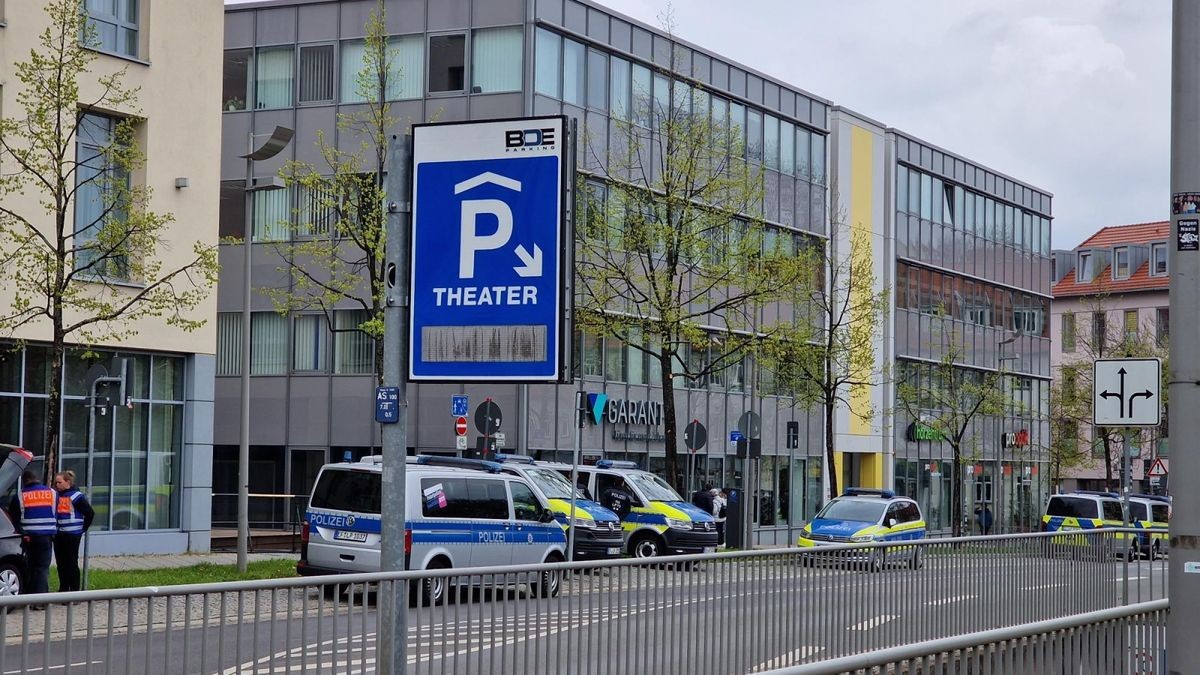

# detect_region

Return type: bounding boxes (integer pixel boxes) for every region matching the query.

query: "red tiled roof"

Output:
[1052,261,1168,297]
[1078,221,1169,249]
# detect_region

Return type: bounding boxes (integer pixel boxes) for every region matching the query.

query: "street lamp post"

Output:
[237,126,293,573]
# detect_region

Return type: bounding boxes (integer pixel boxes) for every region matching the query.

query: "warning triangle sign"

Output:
[1147,458,1168,477]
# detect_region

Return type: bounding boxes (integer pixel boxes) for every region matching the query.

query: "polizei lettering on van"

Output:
[605,399,663,426]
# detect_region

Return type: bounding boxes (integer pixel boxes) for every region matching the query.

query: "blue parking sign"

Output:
[409,117,567,382]
[451,395,469,417]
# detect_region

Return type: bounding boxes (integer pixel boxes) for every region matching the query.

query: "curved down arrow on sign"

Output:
[514,244,542,277]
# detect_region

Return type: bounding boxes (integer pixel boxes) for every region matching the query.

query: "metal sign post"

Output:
[378,133,412,675]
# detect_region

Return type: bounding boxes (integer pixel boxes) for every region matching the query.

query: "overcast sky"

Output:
[224,0,1170,249]
[597,1,1171,250]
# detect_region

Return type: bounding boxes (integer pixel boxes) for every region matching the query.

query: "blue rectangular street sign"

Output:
[729,430,744,444]
[375,386,400,424]
[409,116,568,382]
[451,395,469,417]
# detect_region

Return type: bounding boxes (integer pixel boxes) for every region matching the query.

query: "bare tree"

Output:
[0,0,219,477]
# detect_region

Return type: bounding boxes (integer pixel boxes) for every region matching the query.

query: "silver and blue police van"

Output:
[298,455,567,604]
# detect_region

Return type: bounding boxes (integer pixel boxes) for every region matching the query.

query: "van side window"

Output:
[509,482,544,521]
[312,470,382,514]
[1101,501,1124,522]
[886,504,903,524]
[1151,504,1169,522]
[1047,497,1097,519]
[421,478,508,519]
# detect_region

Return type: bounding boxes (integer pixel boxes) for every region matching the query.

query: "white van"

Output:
[298,456,567,604]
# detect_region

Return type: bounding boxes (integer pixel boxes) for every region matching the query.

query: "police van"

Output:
[548,460,718,559]
[298,455,567,604]
[488,455,624,560]
[1128,494,1170,559]
[1041,490,1134,558]
[797,488,926,571]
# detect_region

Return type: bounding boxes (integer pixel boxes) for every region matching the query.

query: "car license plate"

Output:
[334,530,368,542]
[607,547,621,555]
[703,547,716,553]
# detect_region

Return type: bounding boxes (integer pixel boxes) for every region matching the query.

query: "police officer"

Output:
[52,471,93,592]
[601,478,634,519]
[6,470,56,596]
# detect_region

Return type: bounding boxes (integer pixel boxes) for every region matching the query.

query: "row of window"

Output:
[895,262,1050,338]
[215,310,375,376]
[896,359,1050,420]
[575,330,804,397]
[897,165,1051,258]
[1060,307,1168,354]
[535,28,828,184]
[578,179,818,259]
[1076,243,1167,282]
[222,27,522,111]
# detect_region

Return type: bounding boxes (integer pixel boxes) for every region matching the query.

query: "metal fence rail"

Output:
[0,529,1168,674]
[765,599,1169,675]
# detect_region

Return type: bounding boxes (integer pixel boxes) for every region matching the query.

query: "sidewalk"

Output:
[84,550,295,571]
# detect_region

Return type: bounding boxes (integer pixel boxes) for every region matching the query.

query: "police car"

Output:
[299,455,567,605]
[490,455,624,560]
[797,488,926,571]
[548,460,718,559]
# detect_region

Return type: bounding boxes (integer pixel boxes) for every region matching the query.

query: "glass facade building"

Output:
[218,0,1051,542]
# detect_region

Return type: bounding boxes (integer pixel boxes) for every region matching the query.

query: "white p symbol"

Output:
[454,172,523,279]
[459,200,512,279]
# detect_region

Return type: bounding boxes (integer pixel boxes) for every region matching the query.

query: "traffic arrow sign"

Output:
[1093,358,1161,426]
[455,416,469,436]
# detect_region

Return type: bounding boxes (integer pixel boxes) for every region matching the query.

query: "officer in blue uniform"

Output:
[6,471,57,596]
[52,471,94,592]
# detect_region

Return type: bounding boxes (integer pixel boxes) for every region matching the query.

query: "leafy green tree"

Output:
[575,33,816,489]
[894,319,1019,536]
[0,0,219,478]
[266,1,398,382]
[761,204,889,500]
[1051,293,1168,491]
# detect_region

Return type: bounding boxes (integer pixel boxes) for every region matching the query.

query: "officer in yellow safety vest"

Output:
[5,471,56,597]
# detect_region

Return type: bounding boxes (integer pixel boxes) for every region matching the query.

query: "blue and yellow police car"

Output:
[797,488,926,571]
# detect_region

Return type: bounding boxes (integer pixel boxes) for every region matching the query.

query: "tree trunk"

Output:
[824,393,838,500]
[42,340,66,484]
[1102,432,1115,491]
[951,442,963,537]
[659,350,681,492]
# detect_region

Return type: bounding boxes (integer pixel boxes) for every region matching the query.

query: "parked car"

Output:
[298,455,567,604]
[797,488,926,571]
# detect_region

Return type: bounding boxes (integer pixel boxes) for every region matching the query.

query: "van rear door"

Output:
[307,467,382,573]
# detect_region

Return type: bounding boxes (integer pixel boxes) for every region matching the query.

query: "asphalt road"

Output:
[2,552,1169,675]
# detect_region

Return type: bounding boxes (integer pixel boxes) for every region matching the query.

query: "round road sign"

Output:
[684,420,707,452]
[455,416,469,436]
[474,400,503,435]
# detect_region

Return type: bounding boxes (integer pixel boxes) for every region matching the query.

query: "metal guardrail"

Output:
[765,599,1169,675]
[0,529,1169,674]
